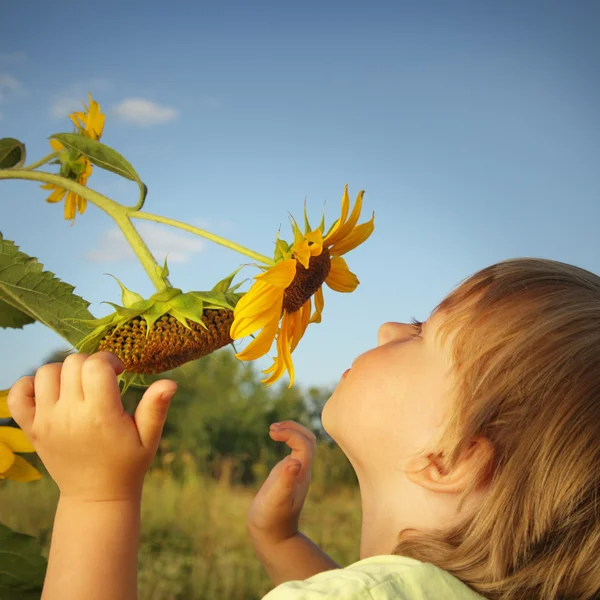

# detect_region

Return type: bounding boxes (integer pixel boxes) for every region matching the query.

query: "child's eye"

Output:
[410,317,423,337]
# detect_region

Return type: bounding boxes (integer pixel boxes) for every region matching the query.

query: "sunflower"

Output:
[41,93,105,223]
[230,185,374,386]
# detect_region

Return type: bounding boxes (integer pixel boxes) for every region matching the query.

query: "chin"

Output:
[320,389,337,438]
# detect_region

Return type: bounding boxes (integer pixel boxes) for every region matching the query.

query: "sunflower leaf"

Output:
[48,133,147,202]
[0,138,26,169]
[0,523,47,598]
[0,232,95,346]
[0,299,35,329]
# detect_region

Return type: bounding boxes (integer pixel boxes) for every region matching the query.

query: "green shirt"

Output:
[262,555,486,599]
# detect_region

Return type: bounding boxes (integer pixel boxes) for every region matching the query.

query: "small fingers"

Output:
[269,422,316,467]
[81,352,125,409]
[264,455,303,493]
[60,353,89,401]
[33,363,62,412]
[270,420,317,451]
[7,377,36,437]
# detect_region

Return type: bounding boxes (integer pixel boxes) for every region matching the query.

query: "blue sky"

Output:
[1,0,599,390]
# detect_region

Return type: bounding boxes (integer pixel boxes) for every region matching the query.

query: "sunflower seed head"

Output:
[98,309,235,373]
[283,251,331,313]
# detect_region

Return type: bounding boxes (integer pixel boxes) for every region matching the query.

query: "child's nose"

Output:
[377,322,413,346]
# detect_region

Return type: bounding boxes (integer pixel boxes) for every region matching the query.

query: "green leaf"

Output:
[0,138,26,169]
[0,523,46,598]
[0,299,35,329]
[0,232,95,346]
[49,133,147,202]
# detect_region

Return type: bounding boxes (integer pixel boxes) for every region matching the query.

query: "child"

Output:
[7,257,600,599]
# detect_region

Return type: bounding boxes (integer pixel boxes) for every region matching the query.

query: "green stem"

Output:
[0,169,167,291]
[131,211,275,266]
[22,152,60,171]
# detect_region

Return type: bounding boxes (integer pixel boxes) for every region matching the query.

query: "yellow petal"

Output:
[255,259,297,288]
[0,390,10,418]
[325,256,360,292]
[262,314,295,386]
[45,186,66,203]
[292,239,311,269]
[0,441,15,473]
[309,286,325,324]
[279,313,295,387]
[2,455,42,482]
[69,113,86,132]
[323,185,350,244]
[234,281,282,320]
[328,214,374,256]
[325,190,364,247]
[0,426,35,453]
[49,139,64,152]
[64,193,77,221]
[305,229,324,257]
[235,314,280,361]
[77,195,87,214]
[231,305,281,340]
[290,301,311,352]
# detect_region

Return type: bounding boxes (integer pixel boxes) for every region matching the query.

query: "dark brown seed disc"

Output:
[282,251,331,313]
[98,309,235,374]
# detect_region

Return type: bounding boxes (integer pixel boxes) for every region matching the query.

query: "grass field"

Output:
[0,466,361,600]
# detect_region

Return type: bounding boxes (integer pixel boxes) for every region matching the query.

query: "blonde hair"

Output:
[393,258,600,599]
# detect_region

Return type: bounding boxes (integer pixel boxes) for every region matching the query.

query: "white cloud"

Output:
[49,78,113,118]
[0,52,26,67]
[0,73,23,102]
[113,98,178,126]
[86,223,204,264]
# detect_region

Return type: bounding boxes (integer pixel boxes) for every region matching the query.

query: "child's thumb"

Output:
[134,380,177,450]
[269,456,302,493]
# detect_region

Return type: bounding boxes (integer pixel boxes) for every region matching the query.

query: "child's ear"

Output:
[405,437,494,494]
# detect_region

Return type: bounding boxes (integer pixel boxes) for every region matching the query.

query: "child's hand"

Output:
[247,420,317,545]
[7,351,177,502]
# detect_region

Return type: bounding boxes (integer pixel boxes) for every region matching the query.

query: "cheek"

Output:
[322,353,447,465]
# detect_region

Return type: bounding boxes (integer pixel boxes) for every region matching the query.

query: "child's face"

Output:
[322,309,455,480]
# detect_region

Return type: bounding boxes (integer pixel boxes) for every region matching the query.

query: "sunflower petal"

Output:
[64,193,77,221]
[0,390,10,419]
[262,313,295,386]
[293,239,311,269]
[326,256,359,292]
[0,441,15,473]
[324,190,364,247]
[44,186,66,203]
[0,426,35,453]
[50,139,64,152]
[233,283,283,327]
[310,286,325,324]
[231,303,281,339]
[77,195,87,214]
[262,332,287,385]
[279,313,295,386]
[235,315,280,360]
[255,259,297,288]
[2,455,42,482]
[328,214,374,256]
[291,301,311,352]
[322,185,350,244]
